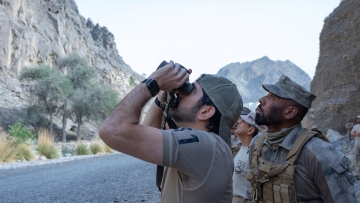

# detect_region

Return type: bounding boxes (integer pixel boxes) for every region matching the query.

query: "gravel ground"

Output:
[1,152,359,202]
[0,153,161,203]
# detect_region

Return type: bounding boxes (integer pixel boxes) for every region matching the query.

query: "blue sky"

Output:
[75,0,341,81]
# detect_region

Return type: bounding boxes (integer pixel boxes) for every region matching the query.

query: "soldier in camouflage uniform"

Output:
[247,74,356,203]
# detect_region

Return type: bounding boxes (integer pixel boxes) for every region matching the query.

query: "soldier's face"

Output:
[170,82,203,123]
[255,92,287,126]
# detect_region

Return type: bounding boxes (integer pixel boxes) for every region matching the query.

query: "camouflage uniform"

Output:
[249,124,356,202]
[248,74,356,203]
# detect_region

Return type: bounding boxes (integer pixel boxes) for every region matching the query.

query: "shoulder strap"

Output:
[253,130,318,178]
[285,130,318,164]
[156,92,178,192]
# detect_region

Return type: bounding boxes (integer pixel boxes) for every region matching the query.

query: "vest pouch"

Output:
[259,165,296,203]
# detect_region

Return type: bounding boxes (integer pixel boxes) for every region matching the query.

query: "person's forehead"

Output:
[268,92,292,102]
[193,82,203,96]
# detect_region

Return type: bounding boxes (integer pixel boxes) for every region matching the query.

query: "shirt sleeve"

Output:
[162,128,215,176]
[301,139,356,202]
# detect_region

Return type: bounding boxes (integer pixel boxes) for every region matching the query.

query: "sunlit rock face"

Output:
[0,0,143,132]
[305,0,360,134]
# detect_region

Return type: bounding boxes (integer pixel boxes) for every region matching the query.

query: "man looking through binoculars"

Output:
[99,60,243,203]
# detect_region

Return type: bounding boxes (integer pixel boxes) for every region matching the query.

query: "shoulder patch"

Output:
[178,134,199,145]
[331,155,355,184]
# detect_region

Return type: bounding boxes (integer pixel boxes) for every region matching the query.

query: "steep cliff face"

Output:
[0,0,142,97]
[0,0,143,130]
[306,0,360,134]
[217,56,311,104]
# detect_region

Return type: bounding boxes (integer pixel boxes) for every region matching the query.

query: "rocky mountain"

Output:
[0,0,358,138]
[0,0,143,134]
[303,0,360,134]
[217,56,311,106]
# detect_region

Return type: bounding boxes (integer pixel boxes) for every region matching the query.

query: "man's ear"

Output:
[284,106,298,120]
[247,126,255,135]
[198,105,216,121]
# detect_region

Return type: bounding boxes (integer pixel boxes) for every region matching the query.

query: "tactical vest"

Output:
[246,130,321,203]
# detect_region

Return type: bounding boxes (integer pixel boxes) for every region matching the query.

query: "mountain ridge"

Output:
[217,56,311,104]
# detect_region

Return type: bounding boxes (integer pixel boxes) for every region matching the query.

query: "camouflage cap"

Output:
[241,107,251,115]
[262,74,316,109]
[240,112,256,126]
[196,74,243,147]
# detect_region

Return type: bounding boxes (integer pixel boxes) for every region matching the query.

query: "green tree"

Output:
[70,84,118,140]
[129,76,136,87]
[58,54,95,142]
[20,65,73,136]
[58,54,96,88]
[88,84,118,125]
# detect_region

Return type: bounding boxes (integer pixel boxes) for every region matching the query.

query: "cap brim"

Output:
[219,119,232,148]
[241,107,251,115]
[262,84,292,99]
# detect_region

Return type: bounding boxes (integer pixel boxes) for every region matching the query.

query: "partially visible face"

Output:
[231,121,238,134]
[170,82,204,123]
[234,118,250,138]
[357,118,360,123]
[255,92,288,126]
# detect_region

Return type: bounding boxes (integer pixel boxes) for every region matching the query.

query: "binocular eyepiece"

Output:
[157,60,194,95]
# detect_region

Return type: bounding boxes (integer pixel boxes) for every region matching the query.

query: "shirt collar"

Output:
[277,123,304,150]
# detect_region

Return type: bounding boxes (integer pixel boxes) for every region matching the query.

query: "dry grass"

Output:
[1,126,115,164]
[0,131,34,163]
[103,144,114,153]
[0,132,16,163]
[37,129,60,159]
[73,143,91,155]
[89,142,105,154]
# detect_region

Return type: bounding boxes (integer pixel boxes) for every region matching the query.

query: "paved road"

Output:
[1,153,359,203]
[0,154,161,203]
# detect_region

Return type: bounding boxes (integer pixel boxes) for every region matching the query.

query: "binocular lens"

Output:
[157,60,193,95]
[178,81,194,95]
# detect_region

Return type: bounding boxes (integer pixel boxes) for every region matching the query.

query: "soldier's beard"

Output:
[170,98,203,124]
[255,107,284,126]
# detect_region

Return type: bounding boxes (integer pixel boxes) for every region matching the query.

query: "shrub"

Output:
[14,143,35,161]
[0,133,16,163]
[0,133,34,163]
[89,142,104,154]
[73,143,90,155]
[8,121,36,143]
[37,129,60,159]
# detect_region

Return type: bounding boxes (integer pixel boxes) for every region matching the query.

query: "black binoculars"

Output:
[157,60,194,95]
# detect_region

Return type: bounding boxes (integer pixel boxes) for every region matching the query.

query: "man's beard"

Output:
[255,105,284,126]
[170,97,203,123]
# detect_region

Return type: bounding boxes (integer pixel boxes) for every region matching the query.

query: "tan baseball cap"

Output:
[196,74,243,147]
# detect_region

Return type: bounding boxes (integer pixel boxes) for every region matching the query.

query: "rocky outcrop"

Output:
[0,0,143,131]
[305,0,360,134]
[217,56,311,104]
